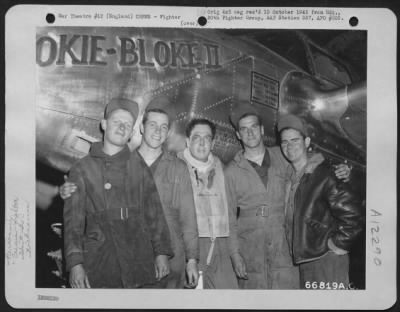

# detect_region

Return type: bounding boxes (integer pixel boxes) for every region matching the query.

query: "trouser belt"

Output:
[88,207,136,223]
[239,205,283,218]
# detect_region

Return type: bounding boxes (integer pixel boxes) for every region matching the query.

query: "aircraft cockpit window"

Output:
[310,46,352,85]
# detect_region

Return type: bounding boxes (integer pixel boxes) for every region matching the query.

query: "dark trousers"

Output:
[299,251,349,290]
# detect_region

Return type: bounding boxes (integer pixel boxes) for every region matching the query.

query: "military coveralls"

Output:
[225,147,300,289]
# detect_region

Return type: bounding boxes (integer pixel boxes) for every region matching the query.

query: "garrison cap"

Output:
[145,95,184,123]
[104,98,139,121]
[146,95,171,110]
[277,114,308,137]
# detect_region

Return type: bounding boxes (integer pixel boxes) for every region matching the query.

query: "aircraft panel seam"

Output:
[37,106,101,121]
[145,55,251,98]
[202,96,233,111]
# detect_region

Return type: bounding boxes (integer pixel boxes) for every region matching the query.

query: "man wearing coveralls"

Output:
[63,98,173,288]
[225,104,299,289]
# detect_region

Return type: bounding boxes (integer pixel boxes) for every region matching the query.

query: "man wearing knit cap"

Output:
[225,103,351,289]
[278,114,363,289]
[63,98,173,288]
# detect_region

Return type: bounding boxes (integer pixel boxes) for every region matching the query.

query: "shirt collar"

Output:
[234,149,271,170]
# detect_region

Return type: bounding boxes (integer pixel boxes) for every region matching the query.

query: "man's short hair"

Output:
[229,102,263,131]
[185,118,216,139]
[142,108,169,126]
[236,113,262,129]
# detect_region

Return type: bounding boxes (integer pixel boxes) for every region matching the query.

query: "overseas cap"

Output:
[146,95,171,110]
[229,101,263,130]
[145,95,181,123]
[104,98,139,121]
[277,114,308,137]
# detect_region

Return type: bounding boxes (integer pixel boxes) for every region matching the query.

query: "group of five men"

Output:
[61,96,363,290]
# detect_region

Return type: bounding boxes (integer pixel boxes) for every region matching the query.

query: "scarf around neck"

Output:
[183,148,214,173]
[181,148,229,238]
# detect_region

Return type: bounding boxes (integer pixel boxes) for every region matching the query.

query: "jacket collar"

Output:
[160,151,176,161]
[304,153,325,174]
[287,152,324,184]
[89,141,131,162]
[233,149,271,170]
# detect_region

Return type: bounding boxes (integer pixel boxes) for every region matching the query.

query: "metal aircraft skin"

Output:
[36,27,366,178]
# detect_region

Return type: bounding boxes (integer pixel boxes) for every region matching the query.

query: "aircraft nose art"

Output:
[35,27,256,168]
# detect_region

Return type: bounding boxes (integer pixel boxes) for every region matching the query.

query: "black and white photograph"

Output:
[5,5,397,310]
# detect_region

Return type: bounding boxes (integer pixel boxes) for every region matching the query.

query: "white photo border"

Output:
[5,5,397,310]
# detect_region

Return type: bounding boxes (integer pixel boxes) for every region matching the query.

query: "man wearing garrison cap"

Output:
[63,98,173,288]
[224,102,351,289]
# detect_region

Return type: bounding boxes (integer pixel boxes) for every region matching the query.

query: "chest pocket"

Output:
[265,168,287,205]
[157,166,180,216]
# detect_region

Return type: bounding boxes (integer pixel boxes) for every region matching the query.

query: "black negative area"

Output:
[36,161,65,287]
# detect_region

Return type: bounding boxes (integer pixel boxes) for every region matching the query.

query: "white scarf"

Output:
[182,148,230,265]
[183,148,214,173]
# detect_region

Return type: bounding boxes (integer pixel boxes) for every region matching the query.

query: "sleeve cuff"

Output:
[65,252,83,272]
[154,247,174,258]
[186,254,200,263]
[186,258,197,264]
[328,238,348,255]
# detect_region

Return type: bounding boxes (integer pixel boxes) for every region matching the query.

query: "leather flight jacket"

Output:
[290,160,364,264]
